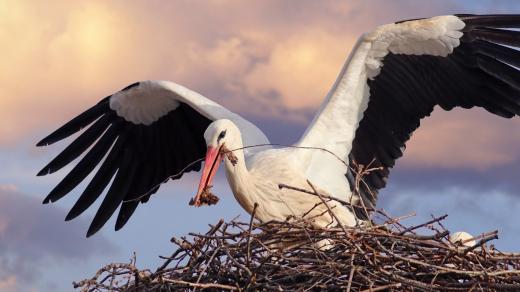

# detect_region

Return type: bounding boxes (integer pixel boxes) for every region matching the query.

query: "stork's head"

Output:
[193,119,241,207]
[203,119,241,150]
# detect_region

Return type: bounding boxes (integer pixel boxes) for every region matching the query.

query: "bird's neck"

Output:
[223,147,255,214]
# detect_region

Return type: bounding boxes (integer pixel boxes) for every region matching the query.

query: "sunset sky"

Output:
[2,1,520,291]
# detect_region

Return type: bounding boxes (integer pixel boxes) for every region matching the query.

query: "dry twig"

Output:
[75,206,520,291]
[76,156,520,291]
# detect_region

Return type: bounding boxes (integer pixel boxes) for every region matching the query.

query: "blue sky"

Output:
[2,1,520,291]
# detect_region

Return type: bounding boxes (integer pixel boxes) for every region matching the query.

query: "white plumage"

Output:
[449,231,477,247]
[38,14,520,236]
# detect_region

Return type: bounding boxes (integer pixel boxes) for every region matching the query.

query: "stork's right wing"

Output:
[37,80,269,236]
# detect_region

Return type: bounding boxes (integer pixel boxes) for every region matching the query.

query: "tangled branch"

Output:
[74,205,520,291]
[75,158,520,291]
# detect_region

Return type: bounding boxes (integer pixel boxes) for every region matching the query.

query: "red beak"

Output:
[192,146,222,207]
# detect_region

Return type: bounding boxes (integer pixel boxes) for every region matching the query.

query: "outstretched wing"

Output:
[37,80,269,236]
[296,15,520,217]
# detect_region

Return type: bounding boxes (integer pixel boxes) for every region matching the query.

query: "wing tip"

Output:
[42,183,72,204]
[65,203,84,222]
[457,14,520,28]
[35,96,112,150]
[42,193,56,204]
[86,223,101,238]
[64,212,75,222]
[114,201,139,231]
[36,139,49,147]
[114,221,125,232]
[114,212,127,231]
[36,168,49,176]
[121,81,140,91]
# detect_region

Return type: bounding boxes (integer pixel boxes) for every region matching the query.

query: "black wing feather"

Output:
[459,14,520,28]
[115,201,139,231]
[348,15,520,219]
[64,129,129,221]
[36,97,110,147]
[39,86,212,236]
[37,112,114,176]
[42,121,121,203]
[87,145,138,237]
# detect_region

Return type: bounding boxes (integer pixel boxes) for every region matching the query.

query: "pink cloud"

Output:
[401,108,520,169]
[4,0,518,170]
[244,30,355,109]
[0,276,17,292]
[0,0,460,144]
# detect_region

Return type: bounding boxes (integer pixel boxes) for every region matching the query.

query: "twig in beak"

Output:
[189,185,220,206]
[189,145,237,207]
[221,145,238,166]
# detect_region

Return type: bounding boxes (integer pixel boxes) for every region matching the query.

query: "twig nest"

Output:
[75,214,520,291]
[449,231,476,247]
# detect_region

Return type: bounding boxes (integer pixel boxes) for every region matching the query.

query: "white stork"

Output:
[38,15,520,237]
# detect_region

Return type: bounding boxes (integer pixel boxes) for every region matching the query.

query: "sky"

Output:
[2,0,520,291]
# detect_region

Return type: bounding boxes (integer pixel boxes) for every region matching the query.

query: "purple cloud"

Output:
[0,185,116,290]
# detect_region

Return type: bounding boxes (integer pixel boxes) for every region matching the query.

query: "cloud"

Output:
[0,276,16,291]
[3,0,520,170]
[377,186,520,251]
[0,0,459,145]
[3,2,520,291]
[368,108,520,194]
[402,108,520,169]
[244,30,355,109]
[0,184,116,291]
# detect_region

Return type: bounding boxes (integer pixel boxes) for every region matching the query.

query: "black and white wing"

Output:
[37,80,269,236]
[297,15,520,218]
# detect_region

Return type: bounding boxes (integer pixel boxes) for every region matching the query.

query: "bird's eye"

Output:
[217,130,226,142]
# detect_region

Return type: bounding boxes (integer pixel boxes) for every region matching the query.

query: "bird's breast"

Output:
[225,148,356,227]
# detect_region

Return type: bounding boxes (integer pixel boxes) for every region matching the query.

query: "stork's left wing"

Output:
[297,15,520,217]
[37,80,269,236]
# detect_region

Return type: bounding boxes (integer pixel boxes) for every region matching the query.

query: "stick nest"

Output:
[74,208,520,291]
